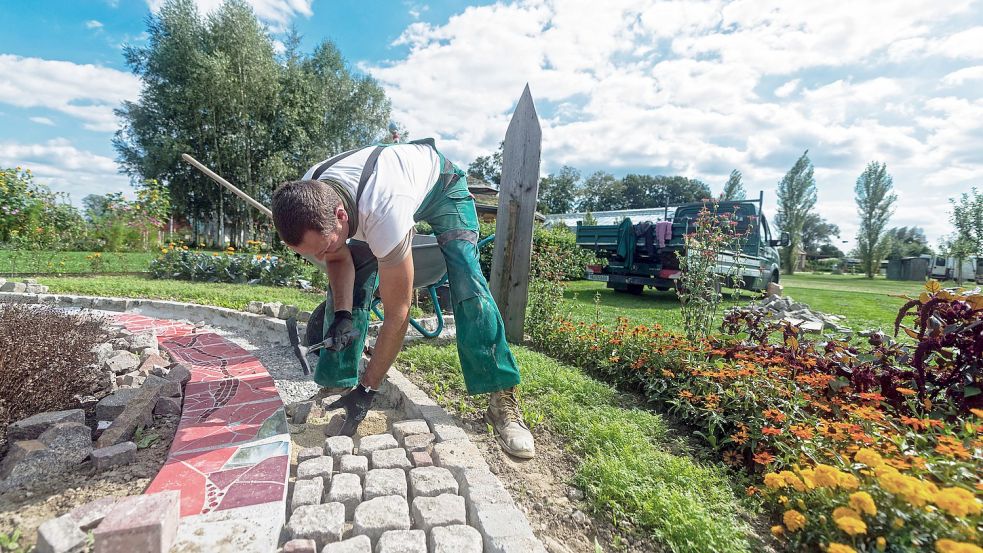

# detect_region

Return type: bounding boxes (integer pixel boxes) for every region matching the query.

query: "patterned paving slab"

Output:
[115,314,290,518]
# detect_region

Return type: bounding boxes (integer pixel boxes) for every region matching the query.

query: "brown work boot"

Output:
[485,386,535,459]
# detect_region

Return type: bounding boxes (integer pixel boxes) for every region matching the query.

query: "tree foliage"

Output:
[537,166,580,214]
[948,187,983,258]
[720,169,746,201]
[467,141,503,186]
[884,226,933,260]
[775,150,818,274]
[114,0,391,246]
[854,161,897,278]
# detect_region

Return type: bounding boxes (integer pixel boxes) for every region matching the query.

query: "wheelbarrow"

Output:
[302,232,496,347]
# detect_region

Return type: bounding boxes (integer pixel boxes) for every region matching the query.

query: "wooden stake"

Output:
[490,84,542,343]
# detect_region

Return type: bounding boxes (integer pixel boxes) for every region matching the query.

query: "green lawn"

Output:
[0,250,153,274]
[561,273,931,334]
[41,275,325,311]
[398,344,754,552]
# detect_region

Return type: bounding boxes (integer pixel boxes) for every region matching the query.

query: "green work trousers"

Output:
[314,164,522,395]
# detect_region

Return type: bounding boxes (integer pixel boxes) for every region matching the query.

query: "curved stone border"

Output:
[0,291,454,346]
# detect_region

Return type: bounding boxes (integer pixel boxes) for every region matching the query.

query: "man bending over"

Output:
[270,139,535,459]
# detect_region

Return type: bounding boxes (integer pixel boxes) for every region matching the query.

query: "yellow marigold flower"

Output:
[798,468,816,490]
[934,487,982,518]
[835,516,867,536]
[778,495,789,505]
[764,473,784,489]
[892,517,904,529]
[936,539,983,553]
[838,472,860,490]
[212,252,219,257]
[849,491,877,516]
[876,537,887,551]
[770,525,784,538]
[828,544,857,553]
[814,464,841,488]
[833,506,860,521]
[855,448,883,467]
[161,248,168,254]
[779,471,804,492]
[783,509,806,532]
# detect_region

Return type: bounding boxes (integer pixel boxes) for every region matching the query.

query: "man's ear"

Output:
[335,205,348,223]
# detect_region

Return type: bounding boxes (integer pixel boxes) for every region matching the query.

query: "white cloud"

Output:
[29,116,55,126]
[0,55,141,132]
[85,20,104,29]
[364,0,983,250]
[146,0,313,30]
[774,79,800,98]
[0,139,131,203]
[941,65,983,86]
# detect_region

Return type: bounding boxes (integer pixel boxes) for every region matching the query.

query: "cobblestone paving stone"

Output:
[284,415,545,552]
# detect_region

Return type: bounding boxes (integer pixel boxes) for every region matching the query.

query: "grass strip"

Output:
[398,343,753,553]
[0,250,153,274]
[40,275,325,311]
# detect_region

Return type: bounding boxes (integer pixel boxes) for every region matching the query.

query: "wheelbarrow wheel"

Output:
[306,300,326,347]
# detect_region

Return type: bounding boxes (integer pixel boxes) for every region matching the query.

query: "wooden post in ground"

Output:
[490,84,542,343]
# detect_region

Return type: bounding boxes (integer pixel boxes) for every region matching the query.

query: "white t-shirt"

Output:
[302,144,441,258]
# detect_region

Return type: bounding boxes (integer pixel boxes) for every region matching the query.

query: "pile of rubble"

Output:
[757,294,852,334]
[0,278,48,294]
[0,323,189,492]
[245,300,312,322]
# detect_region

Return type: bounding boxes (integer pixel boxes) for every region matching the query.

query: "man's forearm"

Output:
[325,253,355,312]
[361,307,410,389]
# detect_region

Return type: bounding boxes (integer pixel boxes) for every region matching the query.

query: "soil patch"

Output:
[0,414,178,549]
[399,367,659,553]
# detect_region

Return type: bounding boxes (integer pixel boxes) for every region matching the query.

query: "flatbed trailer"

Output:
[575,192,789,294]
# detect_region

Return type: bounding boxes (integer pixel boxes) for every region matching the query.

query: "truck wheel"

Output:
[655,286,670,292]
[626,284,644,295]
[772,270,780,284]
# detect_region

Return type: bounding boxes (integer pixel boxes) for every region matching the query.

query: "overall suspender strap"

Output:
[310,145,386,239]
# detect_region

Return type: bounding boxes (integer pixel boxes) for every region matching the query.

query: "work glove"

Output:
[327,310,356,351]
[327,383,377,436]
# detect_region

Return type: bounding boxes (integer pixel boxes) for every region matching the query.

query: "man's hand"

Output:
[327,310,356,351]
[327,383,377,436]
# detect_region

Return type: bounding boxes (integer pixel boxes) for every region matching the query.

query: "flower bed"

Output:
[528,279,981,552]
[149,244,306,286]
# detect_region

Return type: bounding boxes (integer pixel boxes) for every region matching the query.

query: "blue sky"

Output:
[1,0,982,249]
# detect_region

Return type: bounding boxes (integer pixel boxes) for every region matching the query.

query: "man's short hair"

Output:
[271,180,341,246]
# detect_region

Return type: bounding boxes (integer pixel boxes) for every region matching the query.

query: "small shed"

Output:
[898,256,929,281]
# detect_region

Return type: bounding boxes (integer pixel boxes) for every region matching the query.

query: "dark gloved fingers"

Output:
[327,383,377,437]
[327,310,355,351]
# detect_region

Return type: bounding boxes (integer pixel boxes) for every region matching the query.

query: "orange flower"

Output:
[753,451,776,466]
[897,387,917,396]
[762,426,783,436]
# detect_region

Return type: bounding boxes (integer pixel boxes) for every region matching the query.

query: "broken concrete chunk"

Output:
[38,423,92,464]
[91,442,137,472]
[0,281,26,293]
[263,302,283,317]
[246,300,264,314]
[67,497,120,531]
[153,397,182,416]
[36,515,86,553]
[104,350,140,375]
[95,388,142,420]
[7,409,85,442]
[164,363,191,385]
[0,440,65,492]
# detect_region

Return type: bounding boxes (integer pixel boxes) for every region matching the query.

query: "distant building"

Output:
[544,207,676,228]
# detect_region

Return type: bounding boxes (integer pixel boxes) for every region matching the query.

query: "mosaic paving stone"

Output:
[146,435,290,516]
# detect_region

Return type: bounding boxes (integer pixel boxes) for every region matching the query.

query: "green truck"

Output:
[574,193,789,294]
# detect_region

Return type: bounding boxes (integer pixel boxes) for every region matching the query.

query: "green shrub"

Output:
[149,246,306,286]
[476,221,597,281]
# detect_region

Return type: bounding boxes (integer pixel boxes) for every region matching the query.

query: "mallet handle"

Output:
[181,153,273,219]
